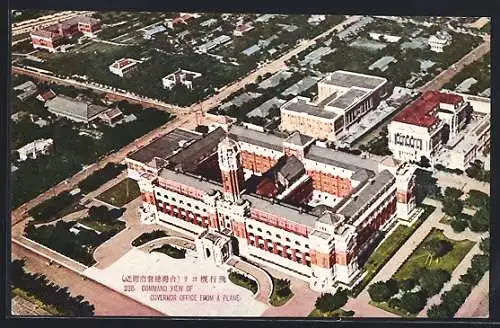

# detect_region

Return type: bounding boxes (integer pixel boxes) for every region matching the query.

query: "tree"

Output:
[466,190,489,208]
[417,155,430,168]
[400,291,427,314]
[315,289,348,312]
[444,187,464,199]
[469,207,489,232]
[450,218,467,233]
[419,269,451,295]
[480,238,490,254]
[368,281,392,302]
[400,278,416,292]
[274,278,292,298]
[427,304,451,319]
[442,197,464,217]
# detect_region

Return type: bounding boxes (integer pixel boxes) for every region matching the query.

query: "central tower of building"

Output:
[218,137,245,202]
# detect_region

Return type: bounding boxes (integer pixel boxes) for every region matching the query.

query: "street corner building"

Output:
[124,122,419,293]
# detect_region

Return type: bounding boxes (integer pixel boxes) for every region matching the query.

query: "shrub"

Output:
[450,218,467,233]
[368,281,392,302]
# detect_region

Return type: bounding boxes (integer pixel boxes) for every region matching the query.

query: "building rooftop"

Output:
[305,145,379,174]
[455,77,478,93]
[282,76,320,96]
[158,168,222,193]
[368,56,397,72]
[168,127,226,171]
[45,95,108,121]
[229,125,284,151]
[320,70,387,91]
[247,97,285,118]
[258,71,293,89]
[284,131,314,146]
[281,97,338,119]
[128,128,202,166]
[311,229,332,240]
[276,155,305,183]
[245,194,317,228]
[14,81,37,91]
[339,169,394,221]
[327,88,369,110]
[393,91,463,127]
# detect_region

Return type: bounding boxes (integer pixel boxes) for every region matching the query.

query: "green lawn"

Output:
[394,229,475,281]
[228,271,258,294]
[96,178,140,207]
[351,205,436,296]
[269,276,294,307]
[79,218,125,233]
[308,308,355,317]
[369,300,411,317]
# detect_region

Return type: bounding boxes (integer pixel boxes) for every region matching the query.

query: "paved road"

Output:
[419,38,490,92]
[434,171,490,195]
[11,242,164,316]
[455,272,489,318]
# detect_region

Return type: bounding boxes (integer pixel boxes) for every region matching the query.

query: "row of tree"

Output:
[427,238,489,318]
[314,288,349,313]
[28,192,77,222]
[78,163,126,194]
[24,220,117,266]
[442,187,490,233]
[11,259,95,316]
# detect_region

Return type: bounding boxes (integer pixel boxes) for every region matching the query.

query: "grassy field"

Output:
[96,178,140,207]
[369,300,410,317]
[350,205,436,296]
[308,308,355,318]
[394,229,475,281]
[79,218,126,233]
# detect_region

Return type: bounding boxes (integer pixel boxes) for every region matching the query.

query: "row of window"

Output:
[156,192,208,212]
[248,240,312,267]
[247,224,309,248]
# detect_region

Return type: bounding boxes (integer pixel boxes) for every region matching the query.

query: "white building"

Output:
[16,138,53,161]
[308,15,326,25]
[108,58,140,77]
[428,30,452,53]
[388,91,469,163]
[162,69,202,90]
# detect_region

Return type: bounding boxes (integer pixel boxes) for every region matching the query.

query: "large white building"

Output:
[162,69,202,90]
[126,124,418,292]
[16,138,54,161]
[428,30,452,53]
[388,91,471,163]
[109,58,140,77]
[280,70,390,142]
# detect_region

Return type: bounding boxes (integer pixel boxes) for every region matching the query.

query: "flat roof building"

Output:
[45,95,109,123]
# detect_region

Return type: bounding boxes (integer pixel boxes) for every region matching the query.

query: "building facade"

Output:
[280,70,390,142]
[162,69,202,90]
[30,15,101,52]
[388,91,470,163]
[128,124,418,293]
[428,30,452,53]
[109,58,140,77]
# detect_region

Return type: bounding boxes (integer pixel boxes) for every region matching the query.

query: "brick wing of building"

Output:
[30,15,101,52]
[126,124,418,292]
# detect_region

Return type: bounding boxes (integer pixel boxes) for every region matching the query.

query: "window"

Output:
[156,192,161,196]
[295,241,301,246]
[248,224,253,229]
[187,203,191,207]
[179,200,184,204]
[305,244,309,249]
[226,223,231,228]
[195,205,199,210]
[266,231,271,236]
[257,228,262,232]
[276,234,281,239]
[171,197,176,202]
[286,237,290,242]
